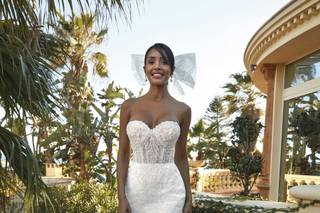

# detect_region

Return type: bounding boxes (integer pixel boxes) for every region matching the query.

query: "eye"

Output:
[161,59,168,64]
[147,60,154,64]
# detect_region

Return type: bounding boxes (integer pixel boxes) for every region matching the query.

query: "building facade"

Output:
[244,0,320,201]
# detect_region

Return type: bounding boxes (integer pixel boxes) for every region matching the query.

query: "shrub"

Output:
[227,112,263,195]
[41,182,118,213]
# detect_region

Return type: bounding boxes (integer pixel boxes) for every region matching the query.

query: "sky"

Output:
[91,0,291,125]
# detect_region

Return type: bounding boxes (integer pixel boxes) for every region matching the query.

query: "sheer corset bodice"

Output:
[126,120,180,164]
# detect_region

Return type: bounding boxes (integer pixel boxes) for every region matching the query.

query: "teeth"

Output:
[152,73,163,76]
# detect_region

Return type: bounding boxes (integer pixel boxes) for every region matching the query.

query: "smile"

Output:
[151,72,164,78]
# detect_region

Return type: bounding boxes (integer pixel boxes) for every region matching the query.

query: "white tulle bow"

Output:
[131,53,196,95]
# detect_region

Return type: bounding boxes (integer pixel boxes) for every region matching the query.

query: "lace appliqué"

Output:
[126,120,180,164]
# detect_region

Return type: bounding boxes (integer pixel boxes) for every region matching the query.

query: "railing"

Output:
[285,174,320,186]
[45,163,63,177]
[190,168,242,193]
[285,174,320,202]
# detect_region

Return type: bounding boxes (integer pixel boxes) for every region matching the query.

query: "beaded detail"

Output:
[126,120,180,164]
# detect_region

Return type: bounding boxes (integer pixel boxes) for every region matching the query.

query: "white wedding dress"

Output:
[125,120,186,213]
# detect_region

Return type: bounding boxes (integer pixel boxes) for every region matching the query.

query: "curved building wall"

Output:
[244,0,320,201]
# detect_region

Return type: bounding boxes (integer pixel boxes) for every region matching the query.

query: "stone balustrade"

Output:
[285,174,320,205]
[200,169,242,193]
[45,163,63,177]
[190,168,242,193]
[285,174,320,186]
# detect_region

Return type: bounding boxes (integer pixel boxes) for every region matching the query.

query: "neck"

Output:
[145,84,170,101]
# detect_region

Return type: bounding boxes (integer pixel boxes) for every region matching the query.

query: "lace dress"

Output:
[125,120,186,213]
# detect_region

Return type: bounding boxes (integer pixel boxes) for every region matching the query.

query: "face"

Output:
[144,48,172,86]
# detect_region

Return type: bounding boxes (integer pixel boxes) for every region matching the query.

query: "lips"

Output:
[151,72,164,79]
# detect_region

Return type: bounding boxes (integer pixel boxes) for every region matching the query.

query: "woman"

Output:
[117,43,192,213]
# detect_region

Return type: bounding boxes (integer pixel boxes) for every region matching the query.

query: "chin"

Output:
[150,80,168,86]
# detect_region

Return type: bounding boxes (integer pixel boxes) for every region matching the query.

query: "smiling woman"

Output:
[117,43,193,213]
[144,43,175,85]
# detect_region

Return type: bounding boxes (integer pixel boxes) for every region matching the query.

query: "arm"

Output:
[175,105,192,211]
[116,99,131,206]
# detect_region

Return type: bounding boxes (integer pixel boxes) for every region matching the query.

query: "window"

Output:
[285,50,320,88]
[279,90,320,201]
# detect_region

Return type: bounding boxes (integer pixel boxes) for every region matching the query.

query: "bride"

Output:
[117,43,192,213]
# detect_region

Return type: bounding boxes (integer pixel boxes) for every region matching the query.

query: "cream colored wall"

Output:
[269,62,320,201]
[244,0,320,94]
[269,64,285,201]
[244,0,320,201]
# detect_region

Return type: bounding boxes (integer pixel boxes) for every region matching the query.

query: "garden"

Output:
[1,1,320,213]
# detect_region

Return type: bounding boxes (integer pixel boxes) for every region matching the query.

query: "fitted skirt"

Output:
[125,162,186,213]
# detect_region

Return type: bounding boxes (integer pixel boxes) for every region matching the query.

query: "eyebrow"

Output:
[146,56,162,59]
[146,56,168,61]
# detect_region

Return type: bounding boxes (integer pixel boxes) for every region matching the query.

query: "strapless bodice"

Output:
[126,120,181,164]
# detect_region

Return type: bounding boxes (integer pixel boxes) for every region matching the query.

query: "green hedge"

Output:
[192,193,300,213]
[39,184,319,213]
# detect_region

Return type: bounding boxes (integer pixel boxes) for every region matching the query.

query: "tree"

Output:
[93,82,135,185]
[204,96,229,169]
[222,72,264,116]
[49,13,108,181]
[290,105,320,175]
[227,105,263,196]
[0,20,62,211]
[189,119,206,160]
[0,1,140,211]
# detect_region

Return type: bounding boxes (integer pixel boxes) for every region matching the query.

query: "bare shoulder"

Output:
[121,98,137,110]
[174,100,191,115]
[171,100,191,124]
[120,98,138,120]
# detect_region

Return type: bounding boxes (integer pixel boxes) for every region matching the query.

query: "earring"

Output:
[170,76,173,82]
[145,75,148,82]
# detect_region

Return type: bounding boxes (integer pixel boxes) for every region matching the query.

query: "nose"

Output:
[154,59,161,69]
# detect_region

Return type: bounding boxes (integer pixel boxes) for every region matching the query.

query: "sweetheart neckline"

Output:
[127,120,180,130]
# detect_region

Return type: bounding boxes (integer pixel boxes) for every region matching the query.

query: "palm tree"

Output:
[0,20,63,211]
[0,1,140,211]
[222,72,264,116]
[48,13,109,181]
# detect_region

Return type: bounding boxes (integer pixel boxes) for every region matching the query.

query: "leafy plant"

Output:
[40,182,118,213]
[227,106,263,196]
[192,193,300,213]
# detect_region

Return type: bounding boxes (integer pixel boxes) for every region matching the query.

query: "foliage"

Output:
[203,96,229,168]
[222,72,264,117]
[39,13,111,181]
[290,107,320,137]
[290,107,320,174]
[40,182,118,213]
[192,193,300,213]
[0,19,62,212]
[0,0,140,211]
[189,119,207,160]
[227,106,263,195]
[0,127,53,212]
[0,0,140,30]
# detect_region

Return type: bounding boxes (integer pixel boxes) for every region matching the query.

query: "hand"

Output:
[183,200,192,213]
[118,197,132,213]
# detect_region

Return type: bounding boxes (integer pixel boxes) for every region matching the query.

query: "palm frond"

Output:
[0,0,142,28]
[0,126,53,212]
[92,52,108,77]
[0,21,63,119]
